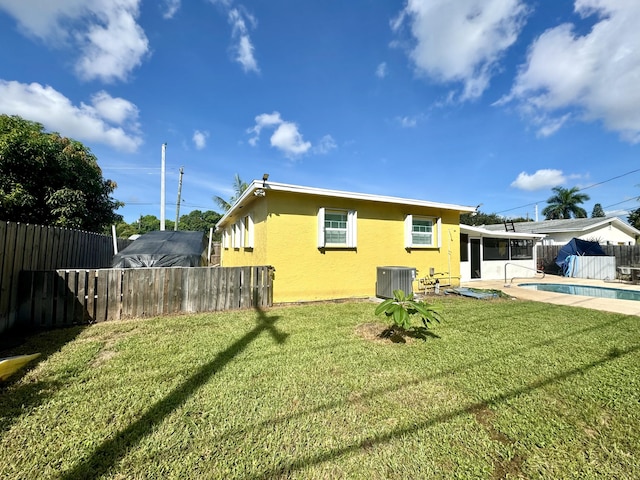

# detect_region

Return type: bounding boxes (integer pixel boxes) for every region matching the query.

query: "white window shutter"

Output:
[347,210,357,248]
[246,214,254,248]
[437,217,442,248]
[239,220,246,248]
[222,228,229,249]
[233,222,242,248]
[317,207,325,248]
[404,214,413,248]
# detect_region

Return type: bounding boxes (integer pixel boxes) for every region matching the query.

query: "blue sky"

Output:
[1,0,639,224]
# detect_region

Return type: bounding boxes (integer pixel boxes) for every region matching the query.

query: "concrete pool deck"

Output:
[460,276,640,317]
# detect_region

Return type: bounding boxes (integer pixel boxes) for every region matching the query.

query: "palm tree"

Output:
[213,174,248,211]
[542,186,590,220]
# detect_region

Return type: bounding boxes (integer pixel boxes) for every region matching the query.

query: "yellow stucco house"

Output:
[216,180,475,303]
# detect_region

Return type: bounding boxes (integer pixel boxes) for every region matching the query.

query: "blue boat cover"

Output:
[554,237,606,275]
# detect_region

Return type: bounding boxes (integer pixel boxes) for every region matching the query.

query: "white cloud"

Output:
[247,111,283,146]
[376,62,387,79]
[510,169,566,191]
[0,80,142,152]
[502,1,640,142]
[247,111,311,158]
[228,7,259,73]
[162,0,181,19]
[271,123,311,157]
[397,115,419,128]
[313,135,337,154]
[91,90,139,124]
[535,113,571,138]
[392,0,528,100]
[0,0,149,83]
[192,130,209,150]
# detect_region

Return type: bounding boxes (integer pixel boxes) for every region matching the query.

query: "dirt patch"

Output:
[469,403,526,479]
[354,323,425,344]
[90,349,117,368]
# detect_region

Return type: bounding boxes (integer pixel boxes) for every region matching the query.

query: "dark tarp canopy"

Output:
[555,237,606,270]
[112,231,207,268]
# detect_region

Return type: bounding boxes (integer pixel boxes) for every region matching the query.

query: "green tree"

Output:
[0,115,122,232]
[591,203,605,218]
[116,211,221,239]
[178,210,222,237]
[628,207,640,230]
[213,174,248,211]
[460,210,504,226]
[542,186,590,220]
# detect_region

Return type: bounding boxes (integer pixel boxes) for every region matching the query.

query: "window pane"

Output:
[412,219,432,233]
[483,238,509,260]
[510,239,533,259]
[411,218,433,246]
[412,233,432,244]
[325,211,347,245]
[460,233,469,262]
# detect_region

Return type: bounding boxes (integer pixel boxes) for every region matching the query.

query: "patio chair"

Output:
[617,266,632,282]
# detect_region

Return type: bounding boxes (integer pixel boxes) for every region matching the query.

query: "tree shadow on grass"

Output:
[253,343,639,479]
[60,307,287,480]
[0,325,85,433]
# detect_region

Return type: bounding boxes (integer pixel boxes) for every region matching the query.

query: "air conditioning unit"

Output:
[376,266,416,299]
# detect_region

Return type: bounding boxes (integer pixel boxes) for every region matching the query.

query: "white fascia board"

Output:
[217,180,477,230]
[263,181,476,212]
[461,224,546,239]
[215,180,263,231]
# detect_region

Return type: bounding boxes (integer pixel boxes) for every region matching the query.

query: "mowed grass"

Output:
[1,297,638,479]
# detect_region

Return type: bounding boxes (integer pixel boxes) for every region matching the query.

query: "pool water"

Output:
[518,283,640,301]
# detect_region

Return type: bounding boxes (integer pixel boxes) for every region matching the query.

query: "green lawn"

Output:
[1,297,638,479]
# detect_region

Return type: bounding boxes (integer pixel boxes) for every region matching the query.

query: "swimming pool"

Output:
[518,283,640,301]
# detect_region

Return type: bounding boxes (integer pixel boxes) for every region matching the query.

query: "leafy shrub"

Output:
[375,289,441,341]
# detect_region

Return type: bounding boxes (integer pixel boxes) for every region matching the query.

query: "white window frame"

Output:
[222,228,230,249]
[317,207,357,248]
[243,214,254,249]
[404,215,440,249]
[233,220,243,249]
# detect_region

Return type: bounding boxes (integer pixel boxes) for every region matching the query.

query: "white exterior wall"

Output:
[460,232,541,282]
[461,258,538,282]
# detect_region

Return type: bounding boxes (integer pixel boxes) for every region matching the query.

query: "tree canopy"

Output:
[591,203,605,218]
[542,186,590,220]
[213,174,248,211]
[0,115,122,232]
[460,211,531,226]
[628,207,640,230]
[114,210,222,240]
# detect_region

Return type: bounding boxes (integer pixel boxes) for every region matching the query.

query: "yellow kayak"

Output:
[0,353,41,381]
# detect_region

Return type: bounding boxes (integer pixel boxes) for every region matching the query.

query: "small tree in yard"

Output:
[375,289,442,341]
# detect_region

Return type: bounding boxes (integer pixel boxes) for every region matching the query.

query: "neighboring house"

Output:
[216,180,475,303]
[481,217,639,246]
[460,225,545,282]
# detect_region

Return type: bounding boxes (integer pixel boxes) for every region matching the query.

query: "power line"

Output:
[496,167,640,215]
[603,197,640,209]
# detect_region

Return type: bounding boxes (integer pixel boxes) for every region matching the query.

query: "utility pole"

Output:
[175,166,184,231]
[160,143,167,231]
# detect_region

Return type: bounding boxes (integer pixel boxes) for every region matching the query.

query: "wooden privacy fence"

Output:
[537,244,640,273]
[0,220,131,334]
[17,266,274,330]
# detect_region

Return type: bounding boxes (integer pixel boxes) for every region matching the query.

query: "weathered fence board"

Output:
[16,266,274,330]
[0,220,133,334]
[537,244,640,275]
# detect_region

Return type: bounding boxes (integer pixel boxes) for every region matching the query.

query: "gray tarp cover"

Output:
[112,231,207,268]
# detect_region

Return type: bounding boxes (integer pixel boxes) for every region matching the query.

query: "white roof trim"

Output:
[461,224,546,239]
[217,180,476,228]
